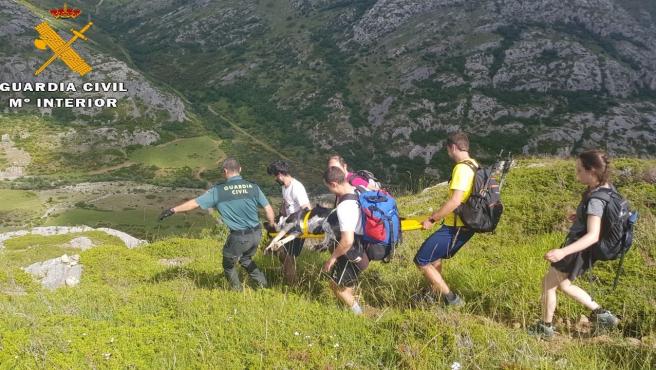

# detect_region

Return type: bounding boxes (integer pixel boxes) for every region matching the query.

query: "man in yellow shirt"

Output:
[416,132,477,306]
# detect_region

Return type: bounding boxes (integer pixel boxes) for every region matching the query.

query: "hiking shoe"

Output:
[592,310,620,332]
[527,321,555,340]
[444,293,465,307]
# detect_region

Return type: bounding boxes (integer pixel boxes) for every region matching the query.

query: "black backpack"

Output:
[586,188,638,261]
[454,158,510,233]
[579,187,639,289]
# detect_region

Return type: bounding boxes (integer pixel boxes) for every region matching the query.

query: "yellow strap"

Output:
[267,232,325,239]
[400,218,423,231]
[302,210,312,237]
[268,216,425,239]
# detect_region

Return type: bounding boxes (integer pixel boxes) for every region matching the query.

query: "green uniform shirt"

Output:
[196,175,269,231]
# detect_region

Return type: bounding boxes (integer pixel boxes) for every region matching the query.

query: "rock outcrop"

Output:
[24,254,82,290]
[0,226,147,249]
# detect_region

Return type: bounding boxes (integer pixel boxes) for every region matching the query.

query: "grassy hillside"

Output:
[0,158,654,368]
[128,137,224,170]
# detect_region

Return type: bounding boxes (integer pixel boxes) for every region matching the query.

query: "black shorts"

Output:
[283,237,305,257]
[552,249,597,281]
[330,241,369,287]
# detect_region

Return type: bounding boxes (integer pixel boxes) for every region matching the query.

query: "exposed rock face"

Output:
[326,0,656,177]
[0,0,187,123]
[2,0,655,182]
[24,254,82,290]
[353,0,463,44]
[158,257,192,267]
[96,228,146,249]
[69,237,95,250]
[8,226,147,289]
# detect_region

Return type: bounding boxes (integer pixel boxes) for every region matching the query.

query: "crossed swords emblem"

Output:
[34,21,93,76]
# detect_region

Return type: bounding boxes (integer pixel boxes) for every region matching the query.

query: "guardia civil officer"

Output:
[159,157,276,291]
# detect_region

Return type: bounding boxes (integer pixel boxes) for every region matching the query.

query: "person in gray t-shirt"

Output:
[529,150,621,340]
[566,198,605,241]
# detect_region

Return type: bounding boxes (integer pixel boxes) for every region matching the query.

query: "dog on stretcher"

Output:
[264,205,340,253]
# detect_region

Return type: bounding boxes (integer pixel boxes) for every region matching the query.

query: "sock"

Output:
[592,307,606,315]
[445,291,457,302]
[541,320,553,328]
[351,302,363,315]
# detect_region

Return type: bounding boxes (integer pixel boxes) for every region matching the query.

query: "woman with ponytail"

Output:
[529,150,620,339]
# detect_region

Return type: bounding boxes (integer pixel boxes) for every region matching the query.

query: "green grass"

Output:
[0,184,225,238]
[44,208,217,240]
[0,151,7,168]
[0,189,43,229]
[2,232,124,269]
[128,136,224,170]
[0,158,655,368]
[0,189,41,213]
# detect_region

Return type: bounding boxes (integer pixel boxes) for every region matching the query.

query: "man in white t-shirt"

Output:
[267,160,312,284]
[321,166,369,315]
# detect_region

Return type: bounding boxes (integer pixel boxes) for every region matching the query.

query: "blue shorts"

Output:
[414,225,474,266]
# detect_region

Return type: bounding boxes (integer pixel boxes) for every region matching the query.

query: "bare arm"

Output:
[172,198,200,213]
[322,230,354,272]
[545,215,602,262]
[332,231,354,259]
[263,204,276,226]
[423,190,465,227]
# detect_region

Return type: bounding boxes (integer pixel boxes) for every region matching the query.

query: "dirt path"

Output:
[88,161,135,175]
[207,105,291,161]
[194,166,208,182]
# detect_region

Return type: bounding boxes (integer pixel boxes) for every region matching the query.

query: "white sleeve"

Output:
[336,200,360,232]
[293,182,310,207]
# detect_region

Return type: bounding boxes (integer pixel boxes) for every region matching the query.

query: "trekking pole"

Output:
[587,256,596,301]
[498,153,513,192]
[481,151,503,195]
[614,211,638,289]
[612,252,627,290]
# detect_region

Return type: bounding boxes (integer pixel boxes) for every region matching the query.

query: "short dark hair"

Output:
[267,160,290,176]
[323,166,346,184]
[446,131,469,152]
[222,157,240,173]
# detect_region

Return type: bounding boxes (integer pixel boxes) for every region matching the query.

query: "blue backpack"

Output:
[342,189,401,262]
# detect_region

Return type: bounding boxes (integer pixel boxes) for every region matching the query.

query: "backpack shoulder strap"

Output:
[458,159,479,173]
[588,188,613,204]
[339,193,359,204]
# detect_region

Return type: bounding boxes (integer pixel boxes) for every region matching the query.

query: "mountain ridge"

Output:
[1,0,655,186]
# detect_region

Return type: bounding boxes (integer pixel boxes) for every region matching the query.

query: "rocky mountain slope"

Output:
[0,0,191,173]
[3,0,656,183]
